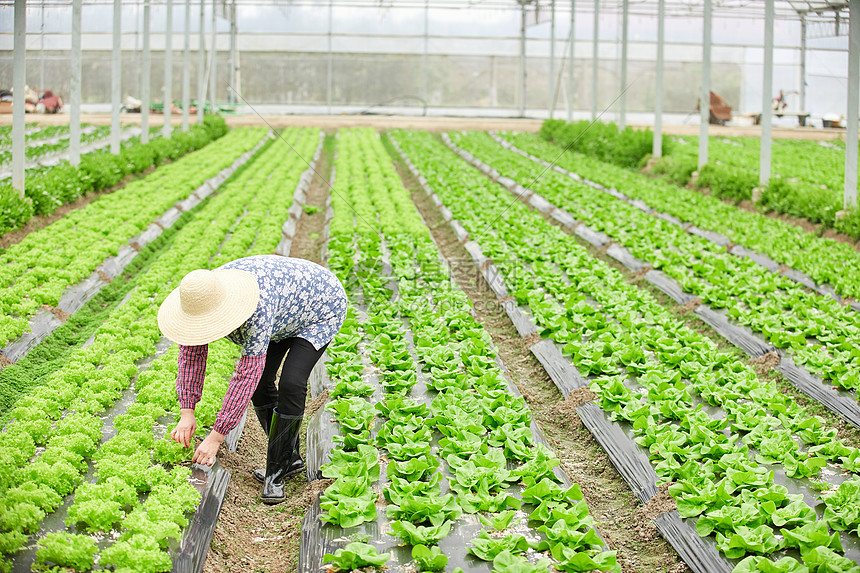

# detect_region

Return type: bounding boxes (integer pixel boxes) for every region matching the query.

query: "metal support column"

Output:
[141,0,151,142]
[591,0,599,120]
[40,0,46,91]
[70,0,82,165]
[12,0,25,196]
[568,0,575,121]
[198,0,205,120]
[698,0,711,168]
[423,0,429,109]
[182,0,191,130]
[111,0,122,155]
[519,3,527,117]
[233,2,241,101]
[327,0,333,114]
[229,1,237,104]
[163,0,173,138]
[760,0,774,188]
[209,0,216,114]
[800,13,807,114]
[619,0,628,129]
[549,0,556,119]
[653,0,664,158]
[845,0,860,209]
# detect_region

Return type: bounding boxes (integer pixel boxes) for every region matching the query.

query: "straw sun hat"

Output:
[157,268,260,346]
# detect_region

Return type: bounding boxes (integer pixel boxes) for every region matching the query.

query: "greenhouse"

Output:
[0,1,860,572]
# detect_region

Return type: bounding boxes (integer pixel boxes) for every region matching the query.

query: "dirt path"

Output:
[6,112,850,140]
[290,136,334,262]
[387,138,691,573]
[202,135,335,573]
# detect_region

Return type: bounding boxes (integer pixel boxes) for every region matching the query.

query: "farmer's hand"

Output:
[193,431,225,466]
[171,408,197,448]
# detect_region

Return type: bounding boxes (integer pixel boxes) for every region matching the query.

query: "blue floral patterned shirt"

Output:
[220,255,348,354]
[177,255,348,433]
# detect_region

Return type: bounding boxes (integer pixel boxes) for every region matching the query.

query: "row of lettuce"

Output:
[393,128,860,573]
[0,123,265,359]
[0,125,114,166]
[501,131,860,305]
[540,119,860,238]
[453,131,860,402]
[0,116,229,236]
[0,128,320,572]
[0,123,72,147]
[315,128,619,573]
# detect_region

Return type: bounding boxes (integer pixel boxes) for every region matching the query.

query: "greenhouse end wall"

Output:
[0,50,741,116]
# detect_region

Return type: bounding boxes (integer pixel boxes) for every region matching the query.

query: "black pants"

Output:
[250,337,327,417]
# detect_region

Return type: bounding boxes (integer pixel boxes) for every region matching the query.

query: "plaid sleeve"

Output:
[213,354,266,435]
[177,344,208,410]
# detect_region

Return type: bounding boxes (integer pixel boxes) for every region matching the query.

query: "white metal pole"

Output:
[591,0,599,120]
[800,13,807,114]
[760,0,774,188]
[698,0,711,169]
[619,0,628,129]
[520,3,527,117]
[198,0,205,121]
[327,0,333,114]
[182,0,191,130]
[549,0,556,119]
[134,2,140,97]
[141,0,151,142]
[40,0,45,92]
[163,0,173,138]
[653,0,664,158]
[844,0,860,209]
[229,0,237,104]
[209,0,216,114]
[111,0,122,155]
[568,0,575,121]
[70,0,82,166]
[12,0,25,197]
[424,0,429,109]
[233,2,241,101]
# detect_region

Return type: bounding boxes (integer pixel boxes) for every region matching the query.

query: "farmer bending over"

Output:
[157,255,347,504]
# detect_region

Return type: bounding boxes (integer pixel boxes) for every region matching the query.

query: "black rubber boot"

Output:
[251,403,276,483]
[253,434,305,482]
[261,412,305,504]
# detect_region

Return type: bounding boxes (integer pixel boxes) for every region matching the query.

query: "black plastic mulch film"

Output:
[575,403,660,505]
[691,306,776,359]
[432,133,860,570]
[528,339,588,397]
